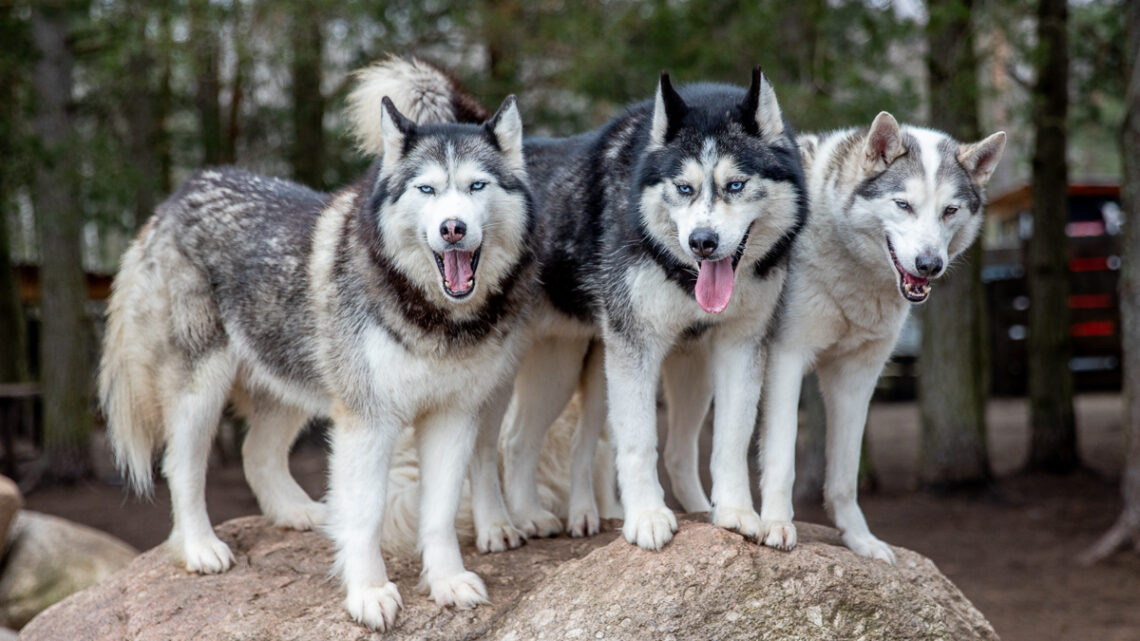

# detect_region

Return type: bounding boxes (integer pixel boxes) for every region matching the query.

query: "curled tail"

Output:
[347,54,491,155]
[98,233,165,495]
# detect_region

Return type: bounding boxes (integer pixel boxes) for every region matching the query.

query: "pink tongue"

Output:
[444,250,474,293]
[695,256,735,314]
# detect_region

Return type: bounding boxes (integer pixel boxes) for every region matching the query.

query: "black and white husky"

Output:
[98,91,536,629]
[362,57,807,552]
[664,112,1007,561]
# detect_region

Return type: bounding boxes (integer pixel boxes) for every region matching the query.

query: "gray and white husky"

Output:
[98,91,536,629]
[664,112,1007,561]
[363,57,808,552]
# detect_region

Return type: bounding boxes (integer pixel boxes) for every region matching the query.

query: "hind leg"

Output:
[566,343,606,537]
[242,398,325,530]
[470,380,524,552]
[162,352,236,573]
[502,336,589,537]
[662,346,713,513]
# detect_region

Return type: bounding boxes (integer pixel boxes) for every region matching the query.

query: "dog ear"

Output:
[486,95,525,173]
[863,111,906,172]
[649,71,687,149]
[380,97,416,172]
[957,131,1007,186]
[743,66,786,143]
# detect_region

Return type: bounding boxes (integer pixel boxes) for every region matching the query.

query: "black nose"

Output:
[688,228,719,258]
[914,253,943,277]
[441,218,467,244]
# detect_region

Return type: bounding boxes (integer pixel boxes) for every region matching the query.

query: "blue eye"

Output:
[727,181,745,193]
[894,199,911,211]
[470,181,486,192]
[676,183,693,195]
[418,185,435,195]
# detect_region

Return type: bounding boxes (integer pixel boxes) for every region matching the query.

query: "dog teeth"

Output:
[444,280,451,289]
[466,278,474,287]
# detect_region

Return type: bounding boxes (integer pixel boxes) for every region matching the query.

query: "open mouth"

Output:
[433,247,481,299]
[886,238,930,303]
[694,235,749,314]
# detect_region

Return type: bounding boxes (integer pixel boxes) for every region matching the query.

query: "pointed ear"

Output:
[486,94,525,173]
[863,111,906,172]
[380,96,416,171]
[957,131,1007,186]
[743,66,785,143]
[649,71,687,149]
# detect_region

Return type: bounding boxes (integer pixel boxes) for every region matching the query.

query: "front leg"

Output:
[469,380,524,553]
[416,408,489,608]
[605,335,676,550]
[707,336,764,539]
[817,348,896,564]
[757,345,809,550]
[327,401,403,631]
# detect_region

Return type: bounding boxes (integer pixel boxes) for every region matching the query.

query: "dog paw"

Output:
[621,506,677,550]
[180,534,235,574]
[712,506,763,539]
[426,571,489,609]
[513,508,563,538]
[759,520,798,550]
[566,505,600,538]
[272,500,327,531]
[344,582,403,631]
[477,522,526,553]
[843,532,896,564]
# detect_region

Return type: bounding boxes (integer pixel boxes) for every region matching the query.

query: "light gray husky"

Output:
[98,91,536,629]
[663,112,1007,561]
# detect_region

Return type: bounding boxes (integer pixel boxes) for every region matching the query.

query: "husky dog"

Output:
[98,91,536,629]
[664,112,1006,561]
[366,57,807,552]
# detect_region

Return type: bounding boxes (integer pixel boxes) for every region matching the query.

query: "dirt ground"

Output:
[22,393,1140,641]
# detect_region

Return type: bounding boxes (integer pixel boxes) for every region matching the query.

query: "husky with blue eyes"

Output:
[359,56,808,554]
[99,89,538,630]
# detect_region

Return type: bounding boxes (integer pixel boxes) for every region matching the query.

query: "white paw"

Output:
[513,508,563,538]
[566,505,600,538]
[711,506,763,539]
[272,500,327,531]
[759,520,798,550]
[477,522,526,553]
[621,506,677,550]
[843,531,897,564]
[180,534,235,574]
[344,582,403,631]
[426,571,489,609]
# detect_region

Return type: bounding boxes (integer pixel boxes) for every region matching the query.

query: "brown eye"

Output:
[943,205,959,218]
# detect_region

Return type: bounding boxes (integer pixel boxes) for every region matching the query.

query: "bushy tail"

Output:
[347,54,491,155]
[98,236,165,496]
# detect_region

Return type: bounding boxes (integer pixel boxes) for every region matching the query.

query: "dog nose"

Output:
[689,228,719,258]
[914,252,943,277]
[441,218,467,244]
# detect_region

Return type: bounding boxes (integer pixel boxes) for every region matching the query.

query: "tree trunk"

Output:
[0,5,29,384]
[190,0,222,166]
[31,4,93,482]
[1026,0,1077,473]
[124,0,160,229]
[918,0,992,489]
[1080,0,1140,564]
[156,5,173,194]
[289,3,324,189]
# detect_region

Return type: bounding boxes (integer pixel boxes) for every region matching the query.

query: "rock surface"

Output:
[0,476,21,546]
[21,515,998,641]
[0,511,137,629]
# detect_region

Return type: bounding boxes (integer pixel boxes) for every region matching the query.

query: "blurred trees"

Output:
[1082,0,1140,563]
[0,5,30,385]
[1027,0,1078,473]
[918,0,991,489]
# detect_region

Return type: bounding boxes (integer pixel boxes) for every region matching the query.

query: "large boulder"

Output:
[0,511,137,629]
[21,516,997,641]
